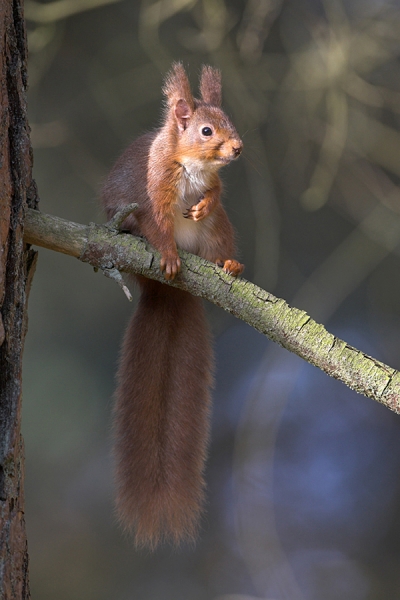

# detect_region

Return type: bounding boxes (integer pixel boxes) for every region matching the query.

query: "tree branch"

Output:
[24,206,400,414]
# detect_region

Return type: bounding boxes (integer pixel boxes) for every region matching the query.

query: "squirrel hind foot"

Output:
[216,258,244,277]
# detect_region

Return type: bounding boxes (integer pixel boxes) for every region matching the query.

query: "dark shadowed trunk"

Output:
[0,0,38,597]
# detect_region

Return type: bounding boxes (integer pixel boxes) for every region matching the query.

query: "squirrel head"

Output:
[162,63,243,169]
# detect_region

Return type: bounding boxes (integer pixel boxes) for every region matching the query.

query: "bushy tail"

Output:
[113,278,213,549]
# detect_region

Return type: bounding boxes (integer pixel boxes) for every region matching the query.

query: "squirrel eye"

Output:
[201,126,213,136]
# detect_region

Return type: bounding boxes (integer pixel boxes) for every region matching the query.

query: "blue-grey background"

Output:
[23,0,400,598]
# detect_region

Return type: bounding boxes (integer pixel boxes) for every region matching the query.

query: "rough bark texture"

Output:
[0,0,38,597]
[24,207,400,415]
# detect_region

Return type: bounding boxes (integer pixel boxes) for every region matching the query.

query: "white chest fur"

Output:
[173,162,217,255]
[177,161,214,205]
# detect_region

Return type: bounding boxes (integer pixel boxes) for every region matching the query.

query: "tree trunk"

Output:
[0,0,38,597]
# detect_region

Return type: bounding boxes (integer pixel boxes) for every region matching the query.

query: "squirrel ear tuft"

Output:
[163,62,195,112]
[199,65,222,106]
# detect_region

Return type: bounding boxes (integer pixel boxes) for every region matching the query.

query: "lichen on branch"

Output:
[23,207,400,414]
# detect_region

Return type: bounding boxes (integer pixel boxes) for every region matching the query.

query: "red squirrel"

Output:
[102,62,244,549]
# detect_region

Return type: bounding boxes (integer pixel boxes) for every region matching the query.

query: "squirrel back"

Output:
[102,63,243,548]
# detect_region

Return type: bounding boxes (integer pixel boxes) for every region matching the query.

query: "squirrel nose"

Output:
[232,142,243,157]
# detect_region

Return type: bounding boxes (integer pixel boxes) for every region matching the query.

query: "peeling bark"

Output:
[0,0,38,597]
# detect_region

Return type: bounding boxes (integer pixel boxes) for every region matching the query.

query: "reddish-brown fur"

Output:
[102,63,243,548]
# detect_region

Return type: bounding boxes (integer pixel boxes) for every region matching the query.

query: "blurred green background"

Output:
[22,0,400,598]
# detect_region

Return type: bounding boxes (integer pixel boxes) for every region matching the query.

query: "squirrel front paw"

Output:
[216,259,244,277]
[160,252,181,280]
[183,197,212,222]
